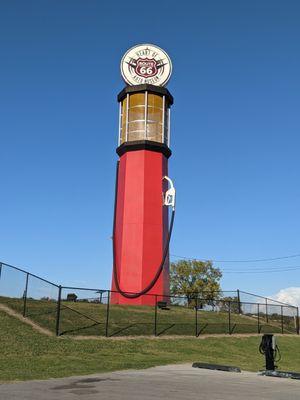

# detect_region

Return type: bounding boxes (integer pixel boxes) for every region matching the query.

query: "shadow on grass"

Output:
[108,323,139,337]
[60,322,104,336]
[59,303,105,336]
[156,324,176,336]
[230,323,237,334]
[197,323,208,335]
[61,304,101,325]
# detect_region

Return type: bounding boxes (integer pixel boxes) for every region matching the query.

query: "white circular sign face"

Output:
[121,44,172,87]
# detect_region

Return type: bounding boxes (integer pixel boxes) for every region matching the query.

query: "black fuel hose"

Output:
[112,161,175,299]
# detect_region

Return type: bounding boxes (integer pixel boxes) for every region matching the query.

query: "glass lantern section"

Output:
[119,91,170,147]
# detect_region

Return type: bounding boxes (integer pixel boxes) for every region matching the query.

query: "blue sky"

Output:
[1,0,300,299]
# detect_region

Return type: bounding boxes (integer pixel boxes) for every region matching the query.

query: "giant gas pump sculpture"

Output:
[111,44,175,305]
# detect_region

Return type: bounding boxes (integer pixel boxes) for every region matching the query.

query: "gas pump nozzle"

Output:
[163,176,176,210]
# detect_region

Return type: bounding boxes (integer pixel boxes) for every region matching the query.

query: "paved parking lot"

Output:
[1,364,300,400]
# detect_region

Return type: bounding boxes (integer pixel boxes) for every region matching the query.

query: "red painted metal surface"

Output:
[111,149,170,305]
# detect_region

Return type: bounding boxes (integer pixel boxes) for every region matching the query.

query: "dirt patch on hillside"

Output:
[0,303,54,336]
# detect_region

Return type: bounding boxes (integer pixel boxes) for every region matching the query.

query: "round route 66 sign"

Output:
[120,44,172,87]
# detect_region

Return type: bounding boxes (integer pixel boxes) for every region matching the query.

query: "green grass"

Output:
[1,309,300,382]
[1,296,295,337]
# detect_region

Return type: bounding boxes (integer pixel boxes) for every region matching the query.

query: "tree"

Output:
[66,293,78,302]
[218,296,240,314]
[170,259,222,306]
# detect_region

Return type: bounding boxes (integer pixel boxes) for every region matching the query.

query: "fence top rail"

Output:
[0,262,59,288]
[197,299,296,309]
[60,288,218,300]
[108,290,237,300]
[58,289,296,309]
[61,287,190,299]
[61,286,108,292]
[239,290,296,307]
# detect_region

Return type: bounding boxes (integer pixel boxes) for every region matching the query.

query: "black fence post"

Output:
[228,301,231,334]
[195,296,198,337]
[281,305,284,334]
[257,303,260,333]
[154,295,158,336]
[0,263,2,281]
[265,298,268,323]
[296,307,299,335]
[23,273,29,317]
[55,285,62,336]
[237,289,241,314]
[105,291,110,337]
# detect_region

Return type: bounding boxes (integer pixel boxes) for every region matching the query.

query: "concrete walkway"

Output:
[1,364,300,400]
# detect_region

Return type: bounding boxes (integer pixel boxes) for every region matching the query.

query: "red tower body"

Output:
[111,85,174,306]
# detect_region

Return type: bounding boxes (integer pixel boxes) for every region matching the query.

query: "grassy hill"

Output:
[1,308,300,382]
[0,296,295,337]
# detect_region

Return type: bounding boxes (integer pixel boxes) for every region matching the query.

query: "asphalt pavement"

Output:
[1,364,300,400]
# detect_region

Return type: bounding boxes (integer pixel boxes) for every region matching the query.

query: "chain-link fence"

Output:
[0,262,59,334]
[0,262,299,337]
